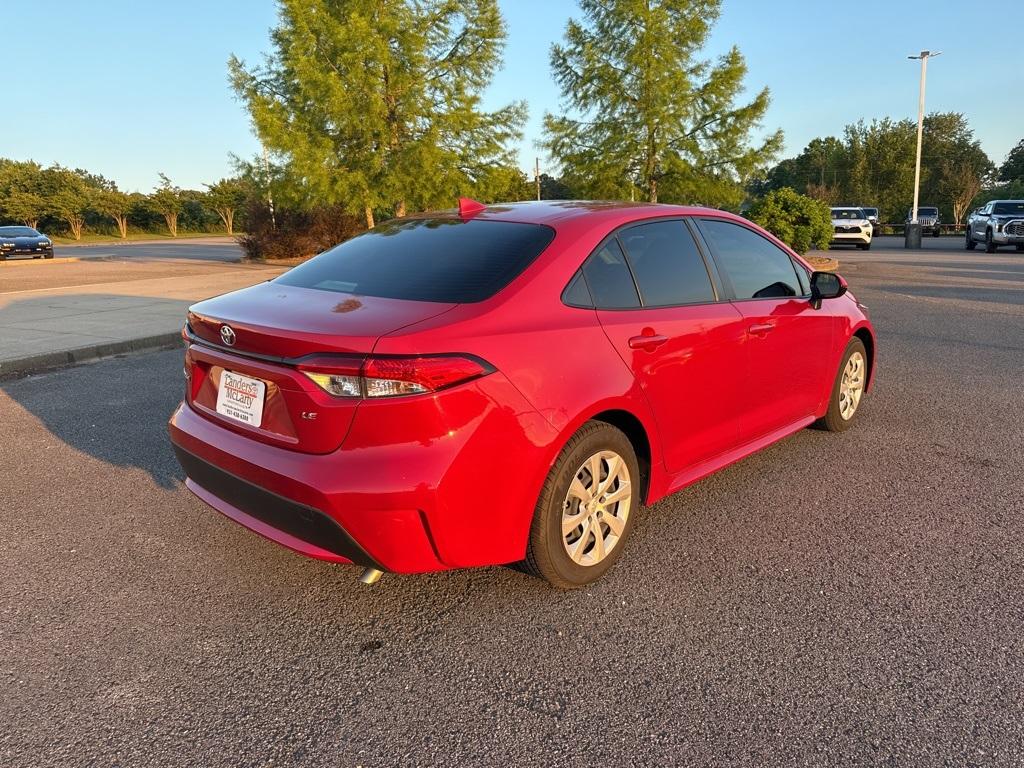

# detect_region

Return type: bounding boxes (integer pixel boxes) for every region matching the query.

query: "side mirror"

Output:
[810,271,848,310]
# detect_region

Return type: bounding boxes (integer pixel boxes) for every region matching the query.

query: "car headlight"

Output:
[1,242,14,247]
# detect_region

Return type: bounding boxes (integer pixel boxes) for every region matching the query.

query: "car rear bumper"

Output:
[173,444,384,568]
[168,371,559,574]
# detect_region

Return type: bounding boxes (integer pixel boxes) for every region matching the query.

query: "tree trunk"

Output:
[216,207,234,235]
[395,200,406,218]
[364,205,375,230]
[68,216,84,241]
[26,218,39,229]
[648,178,658,204]
[113,214,128,239]
[164,213,178,237]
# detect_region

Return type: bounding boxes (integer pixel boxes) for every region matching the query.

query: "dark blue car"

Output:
[0,226,54,260]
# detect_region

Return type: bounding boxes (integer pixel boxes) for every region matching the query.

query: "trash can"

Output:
[904,222,922,249]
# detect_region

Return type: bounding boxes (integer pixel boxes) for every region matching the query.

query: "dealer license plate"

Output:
[215,370,266,428]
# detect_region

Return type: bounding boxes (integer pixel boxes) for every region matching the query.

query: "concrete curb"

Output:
[55,236,240,248]
[0,332,183,381]
[0,255,110,266]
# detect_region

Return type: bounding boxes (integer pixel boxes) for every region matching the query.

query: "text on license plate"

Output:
[215,370,266,427]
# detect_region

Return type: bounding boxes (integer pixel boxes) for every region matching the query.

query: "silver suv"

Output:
[966,200,1024,253]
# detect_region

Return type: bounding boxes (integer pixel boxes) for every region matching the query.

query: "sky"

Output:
[2,0,1020,193]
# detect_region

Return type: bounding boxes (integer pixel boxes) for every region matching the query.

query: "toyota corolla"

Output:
[168,200,876,588]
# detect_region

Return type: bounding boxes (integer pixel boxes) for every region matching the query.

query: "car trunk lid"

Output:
[184,282,457,453]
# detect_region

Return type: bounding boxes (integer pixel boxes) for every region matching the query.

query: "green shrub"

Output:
[746,187,833,254]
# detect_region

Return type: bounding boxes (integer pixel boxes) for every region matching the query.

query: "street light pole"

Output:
[906,50,940,248]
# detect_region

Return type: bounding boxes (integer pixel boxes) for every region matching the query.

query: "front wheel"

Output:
[522,421,640,588]
[965,230,976,250]
[816,338,868,432]
[985,230,997,253]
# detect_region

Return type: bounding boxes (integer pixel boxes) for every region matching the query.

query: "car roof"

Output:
[988,199,1024,204]
[407,200,739,228]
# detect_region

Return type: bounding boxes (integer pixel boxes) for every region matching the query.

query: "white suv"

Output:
[830,207,873,250]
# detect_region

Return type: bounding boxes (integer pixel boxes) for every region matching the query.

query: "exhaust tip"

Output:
[359,567,384,585]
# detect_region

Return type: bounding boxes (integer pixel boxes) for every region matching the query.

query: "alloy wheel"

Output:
[561,450,632,566]
[838,351,865,420]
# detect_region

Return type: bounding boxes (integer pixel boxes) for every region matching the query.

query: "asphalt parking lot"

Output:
[2,240,1023,766]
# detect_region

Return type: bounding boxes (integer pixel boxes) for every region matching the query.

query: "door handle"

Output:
[748,322,775,337]
[628,332,669,351]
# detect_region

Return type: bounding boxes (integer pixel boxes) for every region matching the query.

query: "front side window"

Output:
[697,219,802,300]
[617,220,715,307]
[581,239,640,309]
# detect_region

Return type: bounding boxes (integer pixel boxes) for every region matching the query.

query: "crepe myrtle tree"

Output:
[150,173,183,237]
[230,0,525,229]
[46,168,93,241]
[205,177,248,235]
[542,0,782,205]
[92,188,133,238]
[0,160,48,228]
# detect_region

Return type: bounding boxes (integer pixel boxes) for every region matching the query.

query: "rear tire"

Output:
[933,228,941,238]
[815,338,868,433]
[985,230,997,253]
[521,421,640,589]
[1016,244,1024,252]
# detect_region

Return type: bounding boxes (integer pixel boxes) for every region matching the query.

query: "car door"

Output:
[578,219,747,475]
[973,204,991,240]
[694,217,835,443]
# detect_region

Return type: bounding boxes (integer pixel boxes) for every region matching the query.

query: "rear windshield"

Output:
[993,202,1024,216]
[275,218,555,303]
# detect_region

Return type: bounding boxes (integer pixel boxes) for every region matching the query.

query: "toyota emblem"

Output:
[220,325,236,346]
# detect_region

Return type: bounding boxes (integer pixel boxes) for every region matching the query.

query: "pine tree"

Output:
[229,0,525,228]
[542,0,782,206]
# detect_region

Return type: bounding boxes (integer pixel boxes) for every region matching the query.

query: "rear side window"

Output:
[618,220,715,306]
[697,219,802,300]
[581,240,640,309]
[275,218,555,303]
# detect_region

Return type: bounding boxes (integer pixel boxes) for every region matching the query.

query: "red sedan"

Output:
[169,200,875,588]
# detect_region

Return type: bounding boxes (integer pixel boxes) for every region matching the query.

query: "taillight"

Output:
[298,355,493,398]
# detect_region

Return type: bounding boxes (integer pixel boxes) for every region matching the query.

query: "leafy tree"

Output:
[204,178,248,234]
[230,0,525,228]
[46,168,92,241]
[539,174,573,200]
[0,160,48,228]
[998,139,1024,183]
[92,188,133,238]
[149,173,183,236]
[746,187,832,254]
[2,189,47,229]
[542,0,782,204]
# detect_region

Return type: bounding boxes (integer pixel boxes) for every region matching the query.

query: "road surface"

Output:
[2,243,1023,766]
